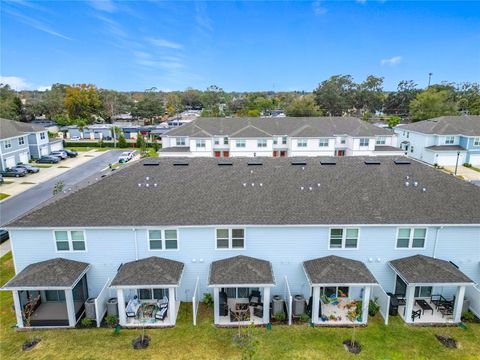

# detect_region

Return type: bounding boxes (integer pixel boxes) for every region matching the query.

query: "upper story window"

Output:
[40,132,46,140]
[216,228,245,250]
[176,137,186,146]
[214,137,220,145]
[297,139,307,147]
[4,140,12,149]
[236,139,246,148]
[329,228,359,249]
[282,136,287,145]
[319,138,329,147]
[340,137,346,145]
[224,137,229,145]
[273,138,278,145]
[18,137,25,146]
[359,138,369,147]
[396,228,426,249]
[406,132,409,138]
[376,137,386,145]
[54,230,86,252]
[196,139,206,148]
[445,136,455,145]
[148,229,178,250]
[474,137,480,146]
[257,139,267,148]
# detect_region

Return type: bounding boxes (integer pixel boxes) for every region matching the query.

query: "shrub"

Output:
[274,311,286,322]
[463,163,472,168]
[299,313,310,322]
[80,318,93,328]
[368,299,380,317]
[105,314,119,327]
[203,293,214,308]
[118,134,128,148]
[462,311,476,322]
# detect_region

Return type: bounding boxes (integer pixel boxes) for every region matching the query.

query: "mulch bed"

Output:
[435,335,457,349]
[132,335,150,350]
[22,338,41,351]
[343,340,361,354]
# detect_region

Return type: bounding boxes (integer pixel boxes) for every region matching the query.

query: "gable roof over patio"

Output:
[389,255,474,285]
[208,255,275,287]
[303,255,378,286]
[110,256,184,288]
[1,258,90,290]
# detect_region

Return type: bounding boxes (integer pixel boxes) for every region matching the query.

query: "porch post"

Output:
[168,287,176,324]
[453,285,466,323]
[12,290,24,328]
[362,286,371,324]
[117,288,126,326]
[213,287,220,325]
[404,285,415,323]
[263,287,271,324]
[65,289,77,327]
[311,286,320,324]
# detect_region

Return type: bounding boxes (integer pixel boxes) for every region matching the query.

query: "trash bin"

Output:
[462,298,470,314]
[107,297,118,317]
[272,295,284,315]
[293,294,305,316]
[387,292,399,316]
[85,298,96,319]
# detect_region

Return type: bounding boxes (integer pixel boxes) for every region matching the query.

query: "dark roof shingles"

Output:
[209,255,275,285]
[398,116,480,136]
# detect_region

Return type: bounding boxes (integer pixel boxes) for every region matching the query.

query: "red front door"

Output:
[280,151,286,157]
[214,151,221,158]
[336,150,345,157]
[273,151,278,157]
[223,151,229,158]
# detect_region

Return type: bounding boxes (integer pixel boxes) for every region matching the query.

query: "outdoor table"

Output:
[415,299,434,315]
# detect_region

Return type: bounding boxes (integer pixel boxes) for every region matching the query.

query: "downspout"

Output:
[433,226,442,259]
[133,228,138,260]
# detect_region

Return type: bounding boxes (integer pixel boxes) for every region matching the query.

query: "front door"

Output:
[280,150,286,157]
[336,150,345,157]
[223,151,229,158]
[214,151,221,158]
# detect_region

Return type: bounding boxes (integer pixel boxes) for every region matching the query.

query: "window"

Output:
[148,229,178,250]
[414,286,432,298]
[297,139,307,147]
[474,138,480,146]
[18,137,25,145]
[445,136,455,145]
[221,287,258,298]
[406,132,409,138]
[236,139,246,148]
[224,137,229,145]
[273,138,278,145]
[54,230,86,252]
[340,137,346,145]
[282,136,287,145]
[359,138,369,147]
[4,140,11,149]
[376,136,386,145]
[139,288,167,300]
[176,137,186,146]
[321,286,349,298]
[40,132,46,140]
[216,228,245,249]
[410,146,414,153]
[45,290,66,302]
[396,228,426,249]
[319,138,329,147]
[257,139,267,148]
[214,137,220,145]
[196,139,206,148]
[329,228,359,249]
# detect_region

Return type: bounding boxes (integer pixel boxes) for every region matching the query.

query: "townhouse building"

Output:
[160,117,402,158]
[395,115,480,166]
[2,157,479,329]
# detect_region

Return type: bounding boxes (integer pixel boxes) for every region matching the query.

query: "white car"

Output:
[70,136,81,141]
[118,151,134,163]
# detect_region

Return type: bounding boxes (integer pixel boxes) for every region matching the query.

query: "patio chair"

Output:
[411,309,421,322]
[430,294,446,308]
[253,304,263,318]
[249,290,261,306]
[439,305,453,318]
[155,305,168,321]
[126,296,141,318]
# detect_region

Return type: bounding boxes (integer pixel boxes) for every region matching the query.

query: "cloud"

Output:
[148,38,183,50]
[0,76,31,90]
[195,2,213,33]
[88,0,117,13]
[312,1,327,15]
[381,56,402,66]
[133,51,184,70]
[93,14,128,38]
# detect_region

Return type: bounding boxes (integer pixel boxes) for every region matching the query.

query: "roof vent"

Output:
[394,160,411,165]
[365,160,381,165]
[320,160,336,165]
[173,161,189,166]
[247,161,263,166]
[291,160,307,166]
[449,261,459,269]
[143,162,159,166]
[218,161,233,166]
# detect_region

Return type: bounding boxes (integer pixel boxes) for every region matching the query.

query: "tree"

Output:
[285,95,322,116]
[387,115,401,128]
[0,85,23,120]
[64,84,102,121]
[118,134,128,148]
[165,92,184,116]
[456,82,480,115]
[132,91,164,123]
[384,80,419,117]
[99,89,134,120]
[181,88,203,109]
[409,88,458,121]
[201,85,228,116]
[313,75,356,116]
[354,76,384,114]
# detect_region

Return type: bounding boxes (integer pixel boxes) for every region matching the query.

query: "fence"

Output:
[372,284,390,325]
[192,277,200,326]
[94,278,111,327]
[283,276,293,325]
[465,285,480,318]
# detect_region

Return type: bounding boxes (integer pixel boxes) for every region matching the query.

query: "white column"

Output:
[65,289,77,327]
[311,286,320,324]
[117,288,126,326]
[168,287,176,325]
[262,287,271,324]
[404,285,415,323]
[213,287,220,325]
[12,290,24,328]
[362,286,371,324]
[453,285,466,323]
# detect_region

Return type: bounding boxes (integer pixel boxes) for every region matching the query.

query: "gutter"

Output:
[433,226,443,258]
[133,228,138,260]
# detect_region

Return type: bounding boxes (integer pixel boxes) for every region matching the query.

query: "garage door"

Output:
[19,151,29,164]
[469,154,480,166]
[41,146,49,156]
[436,153,466,166]
[5,156,16,169]
[50,142,63,152]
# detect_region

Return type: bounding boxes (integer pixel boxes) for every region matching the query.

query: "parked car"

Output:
[118,151,134,163]
[0,168,27,177]
[70,136,81,141]
[14,164,40,173]
[63,149,78,158]
[36,155,60,164]
[104,136,113,141]
[0,230,9,243]
[50,151,68,160]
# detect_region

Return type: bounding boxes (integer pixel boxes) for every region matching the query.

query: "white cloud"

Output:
[0,76,52,91]
[381,56,402,66]
[148,38,183,50]
[195,2,213,33]
[88,0,117,13]
[37,85,52,91]
[312,1,327,15]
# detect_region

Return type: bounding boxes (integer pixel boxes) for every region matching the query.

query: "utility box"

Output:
[107,297,118,317]
[293,294,305,316]
[85,298,96,319]
[272,295,285,315]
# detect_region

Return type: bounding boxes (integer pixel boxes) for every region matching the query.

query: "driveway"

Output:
[0,150,124,227]
[444,165,480,181]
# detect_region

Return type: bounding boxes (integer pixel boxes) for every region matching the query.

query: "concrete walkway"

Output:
[0,239,11,257]
[444,165,480,181]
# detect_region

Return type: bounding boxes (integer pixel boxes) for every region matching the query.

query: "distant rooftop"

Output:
[397,115,480,136]
[0,118,45,140]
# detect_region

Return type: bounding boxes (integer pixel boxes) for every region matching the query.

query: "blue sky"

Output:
[1,0,479,92]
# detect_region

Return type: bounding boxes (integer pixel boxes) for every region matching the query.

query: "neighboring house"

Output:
[0,118,63,170]
[160,117,402,158]
[83,125,113,140]
[395,115,480,166]
[2,157,479,329]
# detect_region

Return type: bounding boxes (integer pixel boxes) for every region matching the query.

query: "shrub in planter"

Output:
[274,311,286,322]
[80,317,93,328]
[105,314,119,328]
[368,299,380,317]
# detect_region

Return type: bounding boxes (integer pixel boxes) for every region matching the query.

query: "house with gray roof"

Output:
[1,156,479,328]
[160,117,402,158]
[395,115,480,166]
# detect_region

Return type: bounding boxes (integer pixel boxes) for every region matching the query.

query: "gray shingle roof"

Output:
[6,157,480,228]
[158,147,191,153]
[208,255,275,286]
[397,116,480,136]
[0,118,45,140]
[164,117,394,138]
[374,145,403,152]
[110,257,184,287]
[2,258,89,289]
[303,256,377,285]
[425,145,466,151]
[389,255,474,284]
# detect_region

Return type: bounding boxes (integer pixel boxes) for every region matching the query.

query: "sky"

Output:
[1,0,479,92]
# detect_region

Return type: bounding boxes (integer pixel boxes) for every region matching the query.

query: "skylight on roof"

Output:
[173,161,189,166]
[365,160,381,165]
[320,160,336,165]
[394,160,411,165]
[143,162,159,166]
[218,161,233,166]
[291,160,307,166]
[247,161,263,166]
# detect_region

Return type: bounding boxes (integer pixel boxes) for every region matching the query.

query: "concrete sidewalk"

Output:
[0,239,10,257]
[444,165,480,181]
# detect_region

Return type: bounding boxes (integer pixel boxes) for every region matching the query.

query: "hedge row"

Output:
[63,141,161,149]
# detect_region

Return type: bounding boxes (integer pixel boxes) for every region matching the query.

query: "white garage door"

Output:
[469,154,480,166]
[50,142,63,152]
[19,151,29,164]
[41,146,49,156]
[436,153,466,166]
[5,156,16,169]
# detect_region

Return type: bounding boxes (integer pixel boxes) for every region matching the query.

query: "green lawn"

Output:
[1,252,479,359]
[0,193,10,200]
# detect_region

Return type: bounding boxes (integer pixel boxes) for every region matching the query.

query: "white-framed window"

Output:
[329,228,359,249]
[359,138,369,147]
[257,139,267,148]
[138,288,168,300]
[414,286,432,298]
[321,286,349,298]
[54,230,86,252]
[319,138,329,147]
[297,139,307,147]
[222,287,258,299]
[273,138,278,145]
[176,137,186,146]
[376,136,386,145]
[4,140,12,149]
[148,229,178,250]
[236,139,246,148]
[410,146,414,153]
[224,137,229,145]
[196,139,206,148]
[282,136,287,145]
[214,137,220,145]
[340,137,346,145]
[406,132,409,138]
[216,228,245,250]
[18,137,25,145]
[40,132,46,140]
[396,228,427,249]
[445,136,455,145]
[473,137,480,146]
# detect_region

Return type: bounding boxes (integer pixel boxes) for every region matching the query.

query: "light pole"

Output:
[428,73,433,88]
[455,151,460,175]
